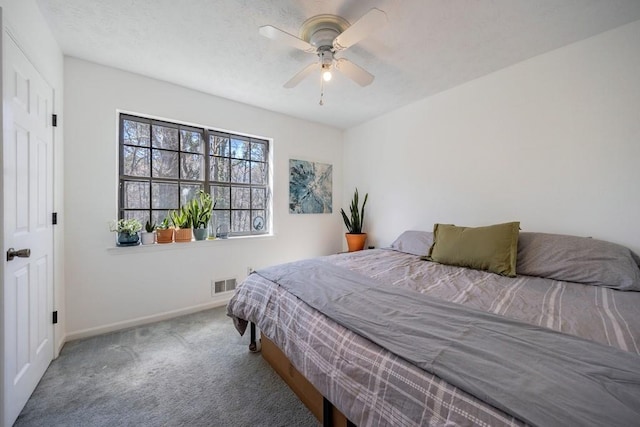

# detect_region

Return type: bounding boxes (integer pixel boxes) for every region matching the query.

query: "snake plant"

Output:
[341,188,368,234]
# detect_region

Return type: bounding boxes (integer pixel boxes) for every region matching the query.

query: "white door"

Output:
[2,30,54,427]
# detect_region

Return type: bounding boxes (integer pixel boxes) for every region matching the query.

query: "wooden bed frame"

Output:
[260,332,354,427]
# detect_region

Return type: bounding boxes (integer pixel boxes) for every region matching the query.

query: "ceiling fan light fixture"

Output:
[322,68,332,82]
[320,51,333,82]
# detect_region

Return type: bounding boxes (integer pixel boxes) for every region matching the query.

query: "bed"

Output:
[227,225,640,426]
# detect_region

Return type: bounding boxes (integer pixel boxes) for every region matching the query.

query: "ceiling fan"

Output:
[259,8,387,92]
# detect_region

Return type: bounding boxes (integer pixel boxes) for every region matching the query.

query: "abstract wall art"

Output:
[289,159,333,214]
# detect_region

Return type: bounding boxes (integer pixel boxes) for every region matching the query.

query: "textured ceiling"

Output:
[36,0,640,129]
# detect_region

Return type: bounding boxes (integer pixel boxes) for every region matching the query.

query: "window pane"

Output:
[152,125,179,150]
[123,181,149,209]
[231,159,250,183]
[232,210,250,233]
[213,210,230,236]
[124,210,146,226]
[251,161,266,185]
[232,187,250,209]
[230,138,250,159]
[152,183,179,209]
[251,141,266,161]
[211,185,230,209]
[180,184,201,206]
[211,185,231,209]
[181,130,203,153]
[251,188,266,209]
[123,146,150,177]
[152,149,179,178]
[252,210,266,232]
[211,157,230,182]
[210,135,230,157]
[181,153,204,181]
[151,210,171,226]
[123,120,150,147]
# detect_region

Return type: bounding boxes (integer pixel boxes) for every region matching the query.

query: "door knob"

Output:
[7,248,31,261]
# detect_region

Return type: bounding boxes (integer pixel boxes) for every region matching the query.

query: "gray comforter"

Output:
[256,258,640,427]
[228,249,640,426]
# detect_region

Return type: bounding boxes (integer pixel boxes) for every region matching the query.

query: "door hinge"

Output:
[52,114,58,127]
[52,311,58,324]
[52,212,58,225]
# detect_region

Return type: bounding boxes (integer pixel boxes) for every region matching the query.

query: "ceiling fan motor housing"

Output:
[310,28,339,48]
[319,47,333,65]
[300,14,350,49]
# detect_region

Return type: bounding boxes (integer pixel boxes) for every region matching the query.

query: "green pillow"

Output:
[424,222,520,277]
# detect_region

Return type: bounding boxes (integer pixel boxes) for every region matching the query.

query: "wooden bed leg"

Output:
[323,396,333,427]
[249,322,259,352]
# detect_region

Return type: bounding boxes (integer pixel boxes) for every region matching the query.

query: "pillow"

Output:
[517,232,640,291]
[389,230,434,256]
[425,222,520,277]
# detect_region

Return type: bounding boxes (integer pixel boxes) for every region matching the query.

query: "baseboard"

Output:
[65,298,231,341]
[56,334,66,357]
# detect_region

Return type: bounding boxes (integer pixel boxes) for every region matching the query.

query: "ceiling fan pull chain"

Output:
[319,76,325,106]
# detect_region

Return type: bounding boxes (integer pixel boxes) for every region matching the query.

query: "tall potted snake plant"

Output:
[188,190,214,241]
[341,188,368,252]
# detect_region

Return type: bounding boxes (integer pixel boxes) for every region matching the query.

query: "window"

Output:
[119,113,270,236]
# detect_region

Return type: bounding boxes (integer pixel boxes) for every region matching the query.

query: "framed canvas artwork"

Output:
[289,159,332,214]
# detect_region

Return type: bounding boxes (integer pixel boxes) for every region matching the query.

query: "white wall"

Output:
[344,20,640,255]
[64,58,343,338]
[0,0,65,353]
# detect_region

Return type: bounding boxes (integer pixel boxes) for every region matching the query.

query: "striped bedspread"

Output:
[227,249,640,426]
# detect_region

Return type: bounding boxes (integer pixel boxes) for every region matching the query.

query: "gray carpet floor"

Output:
[15,306,318,427]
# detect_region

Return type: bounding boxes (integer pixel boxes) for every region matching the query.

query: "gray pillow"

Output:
[517,232,640,291]
[389,230,433,256]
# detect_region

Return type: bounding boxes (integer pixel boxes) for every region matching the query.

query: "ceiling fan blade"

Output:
[333,8,387,51]
[259,25,316,53]
[335,58,374,86]
[284,63,320,88]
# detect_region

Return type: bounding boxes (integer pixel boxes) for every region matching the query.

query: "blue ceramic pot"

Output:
[117,232,140,246]
[193,228,208,241]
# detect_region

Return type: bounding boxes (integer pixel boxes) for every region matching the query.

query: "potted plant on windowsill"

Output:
[171,206,193,242]
[188,190,214,241]
[156,217,174,244]
[141,220,156,245]
[341,188,369,252]
[109,218,142,247]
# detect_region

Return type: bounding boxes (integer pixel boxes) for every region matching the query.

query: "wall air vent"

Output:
[212,278,237,295]
[225,278,237,292]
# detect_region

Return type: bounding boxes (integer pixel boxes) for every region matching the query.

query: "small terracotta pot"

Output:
[156,228,174,244]
[174,228,193,243]
[345,233,367,252]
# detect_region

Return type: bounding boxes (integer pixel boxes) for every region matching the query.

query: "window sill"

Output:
[106,233,275,255]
